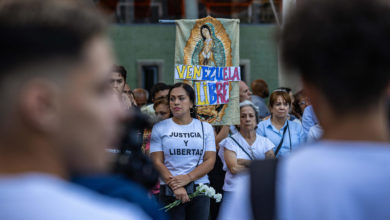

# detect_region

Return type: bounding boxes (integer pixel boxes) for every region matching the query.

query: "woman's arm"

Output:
[151,151,191,203]
[215,126,230,151]
[265,149,275,159]
[224,149,247,175]
[151,151,173,184]
[168,151,216,191]
[237,158,251,168]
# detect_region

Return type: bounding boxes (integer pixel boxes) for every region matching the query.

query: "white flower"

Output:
[213,193,222,203]
[205,189,213,197]
[198,184,209,193]
[208,187,216,196]
[196,183,204,191]
[202,186,216,197]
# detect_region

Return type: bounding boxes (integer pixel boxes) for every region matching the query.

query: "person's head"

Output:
[280,0,390,125]
[0,0,125,174]
[123,84,137,107]
[200,25,212,40]
[292,90,310,118]
[251,79,269,98]
[269,90,291,119]
[133,88,148,107]
[239,81,252,102]
[153,97,170,122]
[278,87,294,104]
[150,83,171,103]
[168,82,197,119]
[123,84,131,94]
[109,65,126,93]
[294,91,310,113]
[238,100,259,132]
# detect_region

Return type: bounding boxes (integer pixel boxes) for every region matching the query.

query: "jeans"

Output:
[159,185,210,220]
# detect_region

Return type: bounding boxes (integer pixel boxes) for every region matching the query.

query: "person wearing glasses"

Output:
[256,90,305,158]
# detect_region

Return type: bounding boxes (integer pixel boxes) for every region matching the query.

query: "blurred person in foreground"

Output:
[0,0,149,219]
[219,0,390,219]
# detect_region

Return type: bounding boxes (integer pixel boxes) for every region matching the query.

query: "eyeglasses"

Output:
[299,101,306,106]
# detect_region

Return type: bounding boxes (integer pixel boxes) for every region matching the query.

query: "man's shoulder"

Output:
[251,95,264,104]
[258,118,271,127]
[281,141,390,182]
[0,174,149,220]
[277,141,390,219]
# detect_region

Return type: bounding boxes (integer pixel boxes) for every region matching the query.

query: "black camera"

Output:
[113,108,159,190]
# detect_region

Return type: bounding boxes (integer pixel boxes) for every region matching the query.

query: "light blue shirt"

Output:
[256,118,305,158]
[251,95,270,119]
[302,105,318,135]
[218,141,390,220]
[307,124,323,143]
[0,173,150,220]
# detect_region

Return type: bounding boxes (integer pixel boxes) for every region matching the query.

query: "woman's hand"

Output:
[237,158,251,168]
[173,187,190,203]
[265,149,275,159]
[167,174,192,191]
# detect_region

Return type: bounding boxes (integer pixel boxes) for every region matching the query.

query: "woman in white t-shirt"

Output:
[150,82,216,220]
[219,100,275,203]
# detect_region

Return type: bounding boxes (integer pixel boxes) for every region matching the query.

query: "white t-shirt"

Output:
[150,118,216,184]
[218,132,275,191]
[0,173,150,220]
[219,141,390,220]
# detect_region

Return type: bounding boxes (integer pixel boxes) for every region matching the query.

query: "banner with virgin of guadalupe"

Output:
[174,16,240,125]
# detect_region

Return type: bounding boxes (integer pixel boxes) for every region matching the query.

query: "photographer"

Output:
[0,0,148,219]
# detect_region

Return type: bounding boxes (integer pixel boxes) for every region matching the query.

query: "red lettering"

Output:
[223,81,230,103]
[216,82,226,104]
[232,67,240,81]
[223,67,228,80]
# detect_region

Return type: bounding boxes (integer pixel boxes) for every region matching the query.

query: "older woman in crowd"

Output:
[256,90,305,158]
[219,100,275,204]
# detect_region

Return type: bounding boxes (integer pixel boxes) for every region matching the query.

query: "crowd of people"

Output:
[108,59,329,219]
[1,0,389,220]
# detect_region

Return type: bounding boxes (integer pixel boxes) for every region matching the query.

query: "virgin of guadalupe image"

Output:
[192,23,226,67]
[183,17,234,124]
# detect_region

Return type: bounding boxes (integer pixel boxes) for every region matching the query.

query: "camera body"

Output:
[114,109,159,190]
